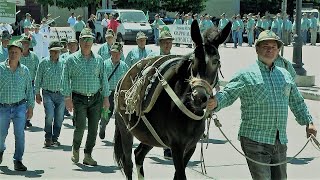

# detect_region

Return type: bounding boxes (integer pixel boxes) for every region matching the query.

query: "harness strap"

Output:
[161,79,206,120]
[141,116,169,148]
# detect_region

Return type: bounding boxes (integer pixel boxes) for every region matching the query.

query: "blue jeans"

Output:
[0,103,27,161]
[301,30,308,45]
[240,136,287,180]
[247,30,254,46]
[238,29,243,45]
[43,90,65,141]
[232,30,238,47]
[154,29,159,45]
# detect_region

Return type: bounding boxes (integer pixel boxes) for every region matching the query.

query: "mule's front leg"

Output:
[134,143,153,180]
[171,145,187,180]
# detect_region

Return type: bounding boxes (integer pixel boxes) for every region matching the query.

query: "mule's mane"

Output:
[202,27,220,44]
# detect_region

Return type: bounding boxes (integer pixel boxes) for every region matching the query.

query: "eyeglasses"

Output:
[81,37,94,42]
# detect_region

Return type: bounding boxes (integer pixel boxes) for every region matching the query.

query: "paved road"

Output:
[1,43,320,179]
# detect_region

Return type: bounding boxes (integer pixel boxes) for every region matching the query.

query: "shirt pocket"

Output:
[247,83,268,103]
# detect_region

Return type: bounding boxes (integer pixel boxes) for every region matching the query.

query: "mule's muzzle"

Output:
[191,88,209,109]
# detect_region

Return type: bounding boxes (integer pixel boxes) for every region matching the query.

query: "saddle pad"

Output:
[115,55,180,118]
[143,57,186,113]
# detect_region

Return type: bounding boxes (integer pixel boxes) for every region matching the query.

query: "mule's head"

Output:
[189,20,231,110]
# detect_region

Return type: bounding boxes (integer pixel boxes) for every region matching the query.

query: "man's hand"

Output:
[65,97,74,112]
[36,94,42,104]
[207,97,217,110]
[306,123,317,138]
[103,97,110,110]
[26,107,33,120]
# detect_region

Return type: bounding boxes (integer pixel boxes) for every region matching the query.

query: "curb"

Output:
[220,80,320,101]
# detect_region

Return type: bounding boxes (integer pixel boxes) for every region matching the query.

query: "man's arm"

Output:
[209,72,245,111]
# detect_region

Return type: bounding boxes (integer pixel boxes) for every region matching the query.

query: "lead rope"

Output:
[212,113,318,166]
[200,116,212,174]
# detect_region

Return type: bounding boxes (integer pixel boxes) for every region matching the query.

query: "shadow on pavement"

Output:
[0,166,44,178]
[288,157,315,165]
[49,144,72,151]
[63,123,75,129]
[148,156,201,167]
[25,126,43,132]
[198,138,228,144]
[73,163,120,174]
[102,140,114,146]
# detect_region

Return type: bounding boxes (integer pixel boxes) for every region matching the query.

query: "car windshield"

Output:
[120,11,147,23]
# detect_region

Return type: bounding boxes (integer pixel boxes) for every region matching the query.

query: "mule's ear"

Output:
[191,20,203,46]
[215,21,232,45]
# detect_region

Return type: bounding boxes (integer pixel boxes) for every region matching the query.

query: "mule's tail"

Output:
[113,122,125,173]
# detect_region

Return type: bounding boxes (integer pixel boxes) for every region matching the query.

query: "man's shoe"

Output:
[44,139,53,147]
[52,140,61,147]
[83,153,97,166]
[71,148,79,163]
[99,126,106,139]
[163,149,172,160]
[25,120,32,127]
[0,151,3,164]
[14,160,27,171]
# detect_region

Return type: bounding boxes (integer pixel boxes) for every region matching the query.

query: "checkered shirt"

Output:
[215,60,313,145]
[0,60,34,108]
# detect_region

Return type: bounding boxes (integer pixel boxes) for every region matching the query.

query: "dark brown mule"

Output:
[114,20,231,180]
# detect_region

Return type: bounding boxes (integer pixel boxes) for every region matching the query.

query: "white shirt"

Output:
[33,32,45,60]
[101,18,109,28]
[68,16,77,27]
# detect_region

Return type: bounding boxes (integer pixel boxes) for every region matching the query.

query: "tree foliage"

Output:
[115,0,207,14]
[36,0,99,10]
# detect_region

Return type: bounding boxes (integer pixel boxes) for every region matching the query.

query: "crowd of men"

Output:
[152,11,318,49]
[0,10,318,180]
[0,13,177,170]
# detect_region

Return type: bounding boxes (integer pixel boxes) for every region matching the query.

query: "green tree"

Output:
[115,0,207,14]
[36,0,100,16]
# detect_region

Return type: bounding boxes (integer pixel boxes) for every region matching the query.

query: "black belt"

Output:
[43,89,60,94]
[0,99,26,107]
[72,91,98,97]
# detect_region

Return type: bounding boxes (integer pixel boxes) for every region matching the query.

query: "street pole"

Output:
[292,0,306,76]
[281,0,287,56]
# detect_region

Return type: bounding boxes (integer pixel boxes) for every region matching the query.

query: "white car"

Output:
[95,9,153,44]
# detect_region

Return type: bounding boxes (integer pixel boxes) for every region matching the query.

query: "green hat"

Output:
[136,31,148,40]
[105,29,115,37]
[1,30,12,40]
[159,30,174,41]
[255,30,283,48]
[24,26,31,29]
[7,40,23,51]
[49,41,63,51]
[60,38,68,43]
[80,28,94,39]
[110,42,123,52]
[68,39,78,43]
[33,24,40,28]
[20,34,31,42]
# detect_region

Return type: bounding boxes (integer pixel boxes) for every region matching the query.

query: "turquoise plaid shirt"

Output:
[20,51,40,81]
[125,47,153,68]
[0,60,34,108]
[98,43,125,61]
[0,46,8,62]
[215,60,313,145]
[104,58,128,91]
[61,50,110,97]
[35,57,64,94]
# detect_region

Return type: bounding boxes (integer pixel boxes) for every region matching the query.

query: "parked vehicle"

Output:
[95,9,153,44]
